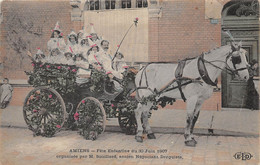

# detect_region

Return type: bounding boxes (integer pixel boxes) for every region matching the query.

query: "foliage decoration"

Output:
[76,98,105,140]
[23,88,65,137]
[88,69,106,94]
[25,62,78,96]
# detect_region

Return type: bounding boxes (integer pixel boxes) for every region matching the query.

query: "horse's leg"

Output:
[134,103,144,142]
[190,96,204,144]
[184,95,198,147]
[142,103,156,139]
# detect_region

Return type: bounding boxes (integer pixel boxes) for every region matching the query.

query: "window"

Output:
[122,0,131,8]
[89,0,100,10]
[136,0,148,8]
[105,0,116,9]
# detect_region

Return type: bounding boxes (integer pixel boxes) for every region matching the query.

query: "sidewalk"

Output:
[1,106,259,137]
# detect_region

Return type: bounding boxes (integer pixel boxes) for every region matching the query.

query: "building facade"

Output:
[0,0,258,109]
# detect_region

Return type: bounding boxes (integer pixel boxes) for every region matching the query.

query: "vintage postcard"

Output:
[0,0,259,164]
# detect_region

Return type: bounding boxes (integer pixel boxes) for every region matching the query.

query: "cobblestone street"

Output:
[0,127,259,165]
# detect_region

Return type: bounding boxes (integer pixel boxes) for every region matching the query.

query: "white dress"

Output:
[44,54,64,64]
[88,52,102,66]
[98,50,123,79]
[75,60,90,84]
[47,38,66,53]
[0,84,13,104]
[66,42,81,56]
[113,58,128,73]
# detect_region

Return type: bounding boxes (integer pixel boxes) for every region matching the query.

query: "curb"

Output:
[105,125,259,137]
[2,123,258,138]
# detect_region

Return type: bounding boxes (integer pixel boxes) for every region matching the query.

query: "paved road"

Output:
[0,127,259,165]
[1,106,259,136]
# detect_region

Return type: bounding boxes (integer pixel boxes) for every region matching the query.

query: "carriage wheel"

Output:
[118,111,137,135]
[23,86,66,137]
[76,97,106,140]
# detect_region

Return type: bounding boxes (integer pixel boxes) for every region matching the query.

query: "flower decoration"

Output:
[49,94,53,98]
[134,17,139,26]
[40,64,43,67]
[74,112,79,121]
[33,109,38,113]
[72,69,77,72]
[111,104,115,107]
[82,100,85,104]
[32,63,35,67]
[47,65,51,68]
[56,125,61,128]
[68,66,71,70]
[57,66,61,69]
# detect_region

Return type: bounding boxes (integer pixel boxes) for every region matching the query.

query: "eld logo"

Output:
[234,152,253,161]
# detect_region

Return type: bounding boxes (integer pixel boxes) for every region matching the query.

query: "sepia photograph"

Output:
[0,0,259,164]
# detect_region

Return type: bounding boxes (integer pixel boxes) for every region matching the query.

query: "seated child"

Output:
[113,52,128,74]
[45,48,64,64]
[74,53,90,84]
[27,48,46,63]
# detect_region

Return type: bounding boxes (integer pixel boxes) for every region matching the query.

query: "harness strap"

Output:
[139,64,150,87]
[176,79,186,102]
[197,54,218,87]
[175,60,187,102]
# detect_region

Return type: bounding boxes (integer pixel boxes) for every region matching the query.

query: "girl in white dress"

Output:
[47,22,66,53]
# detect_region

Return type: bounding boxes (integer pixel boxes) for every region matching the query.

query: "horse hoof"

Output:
[185,140,196,147]
[147,133,156,139]
[192,137,197,144]
[135,136,143,143]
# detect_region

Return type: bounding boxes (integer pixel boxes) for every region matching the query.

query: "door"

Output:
[221,0,259,108]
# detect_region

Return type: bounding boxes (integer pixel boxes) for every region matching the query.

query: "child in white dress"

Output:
[0,78,13,109]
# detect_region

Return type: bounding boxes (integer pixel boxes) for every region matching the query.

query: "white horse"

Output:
[134,43,249,147]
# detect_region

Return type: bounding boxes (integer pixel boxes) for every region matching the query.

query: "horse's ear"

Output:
[237,41,242,50]
[231,42,237,52]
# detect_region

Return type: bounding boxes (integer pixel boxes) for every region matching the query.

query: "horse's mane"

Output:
[204,45,231,58]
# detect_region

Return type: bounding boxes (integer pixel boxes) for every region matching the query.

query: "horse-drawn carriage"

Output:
[23,41,250,147]
[23,62,138,140]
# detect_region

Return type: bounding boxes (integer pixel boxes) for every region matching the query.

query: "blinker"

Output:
[231,55,241,65]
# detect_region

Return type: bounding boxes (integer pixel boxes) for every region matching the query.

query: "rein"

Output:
[201,52,248,78]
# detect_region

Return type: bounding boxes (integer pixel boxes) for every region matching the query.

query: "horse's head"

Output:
[226,42,249,81]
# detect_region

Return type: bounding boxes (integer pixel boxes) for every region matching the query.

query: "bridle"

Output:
[201,50,248,77]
